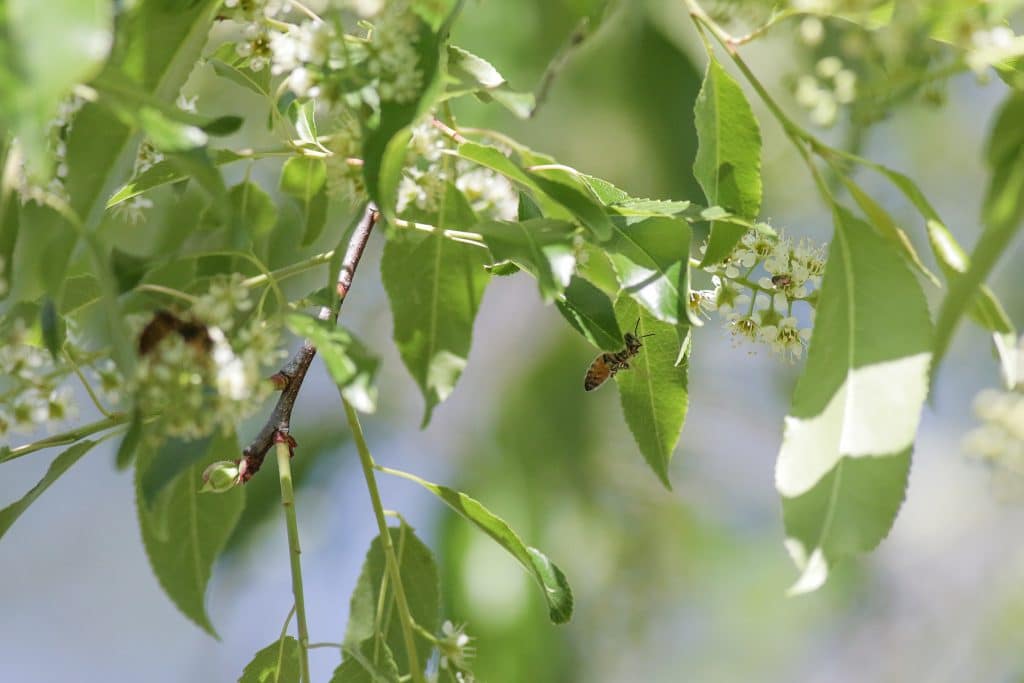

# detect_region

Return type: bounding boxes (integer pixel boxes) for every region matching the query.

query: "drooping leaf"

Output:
[527,168,614,241]
[693,58,762,265]
[136,433,245,635]
[238,636,301,683]
[0,440,97,541]
[381,187,489,426]
[473,218,575,300]
[556,275,623,351]
[454,141,573,221]
[279,156,327,201]
[605,214,696,326]
[345,525,440,678]
[385,469,573,624]
[612,297,689,488]
[775,206,932,594]
[40,297,64,359]
[286,315,380,413]
[932,91,1024,377]
[331,639,400,683]
[209,58,271,97]
[115,411,144,470]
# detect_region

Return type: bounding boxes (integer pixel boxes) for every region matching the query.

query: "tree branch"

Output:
[238,204,380,482]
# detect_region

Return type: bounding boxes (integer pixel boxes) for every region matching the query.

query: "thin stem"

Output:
[65,349,113,418]
[343,399,425,683]
[3,413,129,462]
[307,642,344,650]
[286,0,323,23]
[241,250,336,288]
[275,440,311,683]
[135,284,199,305]
[390,217,486,248]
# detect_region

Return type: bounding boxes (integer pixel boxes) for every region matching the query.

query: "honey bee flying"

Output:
[584,319,654,391]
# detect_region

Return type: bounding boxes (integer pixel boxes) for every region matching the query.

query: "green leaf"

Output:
[136,432,245,635]
[381,191,489,426]
[209,58,271,97]
[473,218,576,301]
[0,144,21,301]
[300,188,328,246]
[556,275,623,351]
[139,433,216,509]
[454,142,573,222]
[932,91,1024,376]
[106,148,248,207]
[239,636,301,683]
[693,58,762,265]
[776,206,932,594]
[388,469,573,624]
[331,639,400,683]
[527,168,614,241]
[115,411,144,470]
[279,157,327,201]
[444,45,534,118]
[286,315,380,413]
[0,440,97,541]
[229,181,278,239]
[612,297,689,488]
[40,297,64,359]
[4,0,113,178]
[345,524,440,678]
[605,214,696,326]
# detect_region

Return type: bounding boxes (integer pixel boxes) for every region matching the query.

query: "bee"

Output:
[138,309,213,356]
[584,319,654,391]
[770,273,793,289]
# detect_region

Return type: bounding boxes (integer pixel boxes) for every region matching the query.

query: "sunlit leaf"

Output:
[693,58,762,265]
[286,315,380,413]
[776,206,931,594]
[605,214,696,326]
[445,45,534,118]
[473,218,576,300]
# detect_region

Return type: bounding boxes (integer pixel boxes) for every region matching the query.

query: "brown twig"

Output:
[238,204,380,482]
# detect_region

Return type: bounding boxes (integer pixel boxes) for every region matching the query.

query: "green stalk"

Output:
[275,439,311,683]
[342,398,425,683]
[3,413,129,462]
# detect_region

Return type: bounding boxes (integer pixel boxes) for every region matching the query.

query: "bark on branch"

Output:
[238,204,380,482]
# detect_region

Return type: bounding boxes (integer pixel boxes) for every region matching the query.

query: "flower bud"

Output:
[201,460,239,493]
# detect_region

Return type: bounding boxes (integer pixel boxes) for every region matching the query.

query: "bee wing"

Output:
[584,355,612,391]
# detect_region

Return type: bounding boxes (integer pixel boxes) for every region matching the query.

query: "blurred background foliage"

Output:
[3,0,1024,681]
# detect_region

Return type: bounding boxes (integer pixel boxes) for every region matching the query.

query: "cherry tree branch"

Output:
[238,204,380,482]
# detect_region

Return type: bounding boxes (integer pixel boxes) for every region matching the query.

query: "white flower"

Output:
[209,327,251,401]
[439,620,474,672]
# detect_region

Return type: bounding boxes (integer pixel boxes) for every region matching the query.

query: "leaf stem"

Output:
[65,349,113,418]
[343,399,425,683]
[3,413,129,462]
[275,439,311,683]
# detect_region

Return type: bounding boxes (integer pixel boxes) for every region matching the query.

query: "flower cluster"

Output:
[132,274,284,440]
[395,121,518,221]
[794,55,858,127]
[0,321,79,437]
[694,227,826,362]
[963,353,1024,474]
